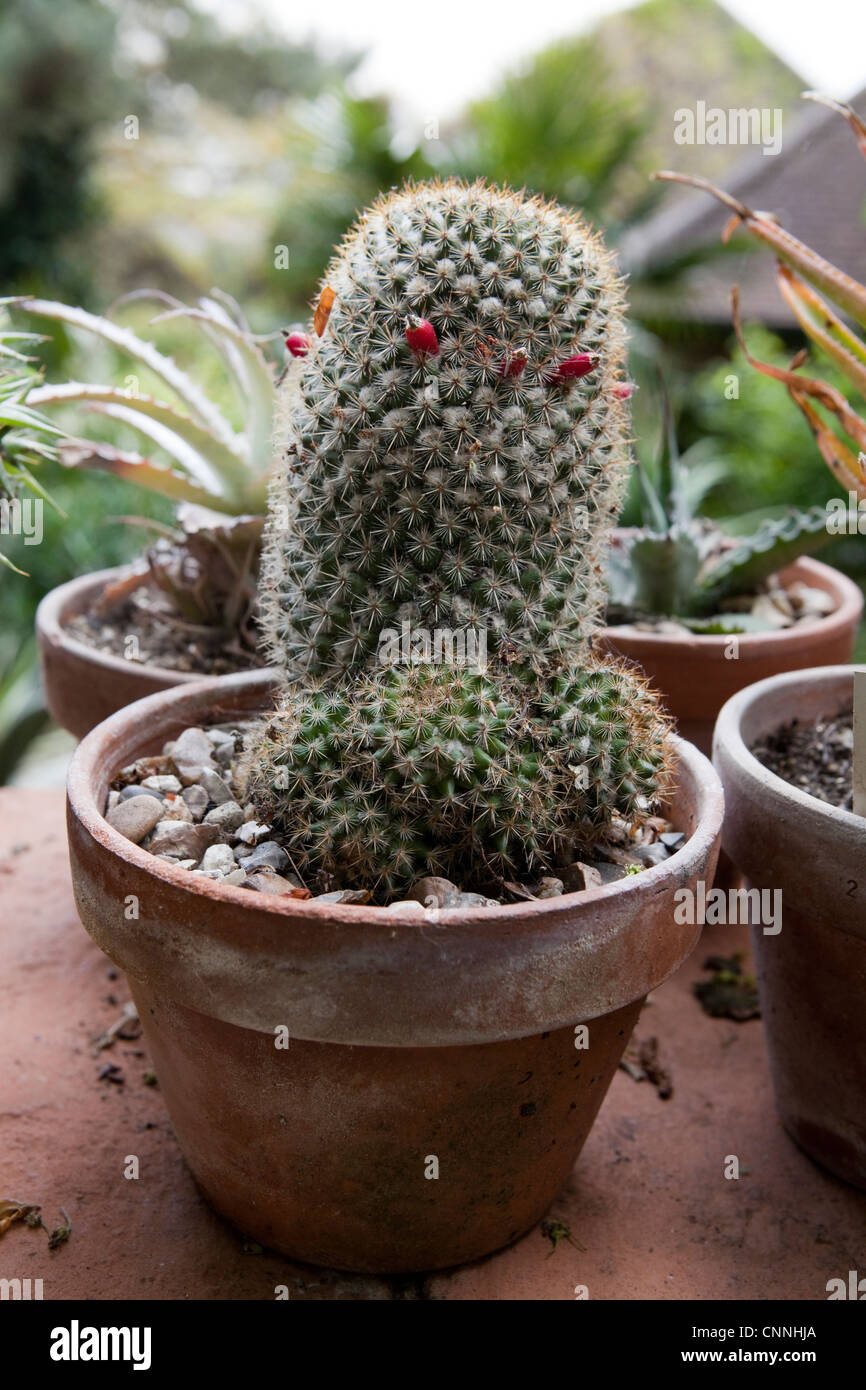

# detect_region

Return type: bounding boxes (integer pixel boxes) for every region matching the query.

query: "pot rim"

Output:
[68,668,722,927]
[713,662,864,833]
[601,551,862,651]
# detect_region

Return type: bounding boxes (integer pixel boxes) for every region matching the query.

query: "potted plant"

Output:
[22,292,288,737]
[707,93,866,1187]
[67,180,723,1271]
[598,397,862,753]
[714,664,865,1187]
[601,93,866,756]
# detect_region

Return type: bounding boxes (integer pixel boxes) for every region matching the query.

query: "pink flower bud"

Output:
[284,331,311,358]
[613,382,637,400]
[546,352,599,384]
[499,346,529,379]
[405,315,440,357]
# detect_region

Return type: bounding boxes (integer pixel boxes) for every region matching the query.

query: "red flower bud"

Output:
[284,331,311,358]
[546,352,599,384]
[612,381,637,400]
[405,315,439,357]
[499,346,529,379]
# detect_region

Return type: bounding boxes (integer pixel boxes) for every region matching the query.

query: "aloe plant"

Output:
[13,290,282,653]
[655,92,866,502]
[17,289,276,517]
[0,319,66,575]
[606,393,837,632]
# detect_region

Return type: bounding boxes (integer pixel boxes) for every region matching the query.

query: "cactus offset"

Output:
[255,180,672,897]
[252,658,669,894]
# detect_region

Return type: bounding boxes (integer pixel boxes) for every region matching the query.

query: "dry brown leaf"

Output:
[0,1199,41,1236]
[313,286,336,337]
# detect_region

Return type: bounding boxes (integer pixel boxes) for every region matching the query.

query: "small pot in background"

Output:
[714,664,866,1190]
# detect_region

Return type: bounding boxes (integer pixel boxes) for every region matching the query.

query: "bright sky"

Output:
[241,0,866,136]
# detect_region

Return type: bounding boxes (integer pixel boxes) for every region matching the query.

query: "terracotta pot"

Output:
[67,670,724,1273]
[36,568,208,739]
[598,545,862,756]
[714,664,866,1190]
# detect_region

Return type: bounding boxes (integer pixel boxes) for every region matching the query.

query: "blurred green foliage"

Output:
[441,35,656,237]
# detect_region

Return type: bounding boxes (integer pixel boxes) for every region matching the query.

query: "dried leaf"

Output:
[313,286,336,337]
[0,1199,40,1236]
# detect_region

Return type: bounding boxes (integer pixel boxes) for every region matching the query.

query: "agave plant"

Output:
[606,390,836,632]
[14,290,282,658]
[655,92,866,503]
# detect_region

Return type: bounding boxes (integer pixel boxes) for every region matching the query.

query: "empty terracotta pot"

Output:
[67,670,723,1272]
[714,664,866,1189]
[598,547,862,755]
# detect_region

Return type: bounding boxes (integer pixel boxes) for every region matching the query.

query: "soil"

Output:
[67,585,265,677]
[610,575,836,635]
[750,707,854,812]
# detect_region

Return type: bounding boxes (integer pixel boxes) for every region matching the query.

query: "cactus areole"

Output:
[256,181,671,895]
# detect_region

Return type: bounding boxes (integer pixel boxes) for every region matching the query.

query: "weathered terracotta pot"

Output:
[67,670,723,1272]
[598,546,862,755]
[36,568,204,739]
[714,665,866,1189]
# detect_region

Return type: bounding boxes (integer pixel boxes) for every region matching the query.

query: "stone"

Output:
[106,795,163,845]
[536,876,564,898]
[222,868,247,886]
[242,871,308,897]
[660,831,685,850]
[132,755,175,780]
[629,842,670,868]
[119,784,165,802]
[147,821,221,861]
[311,889,373,904]
[200,843,236,875]
[160,796,194,823]
[408,875,458,908]
[200,768,233,806]
[206,729,236,767]
[181,785,209,821]
[234,820,271,846]
[171,727,218,785]
[577,860,627,887]
[141,774,182,795]
[204,801,245,833]
[240,841,290,874]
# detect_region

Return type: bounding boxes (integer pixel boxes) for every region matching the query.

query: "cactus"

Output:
[261,179,632,678]
[254,180,672,897]
[606,392,838,627]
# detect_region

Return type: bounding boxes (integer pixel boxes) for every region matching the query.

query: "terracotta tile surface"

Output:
[1,788,863,1301]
